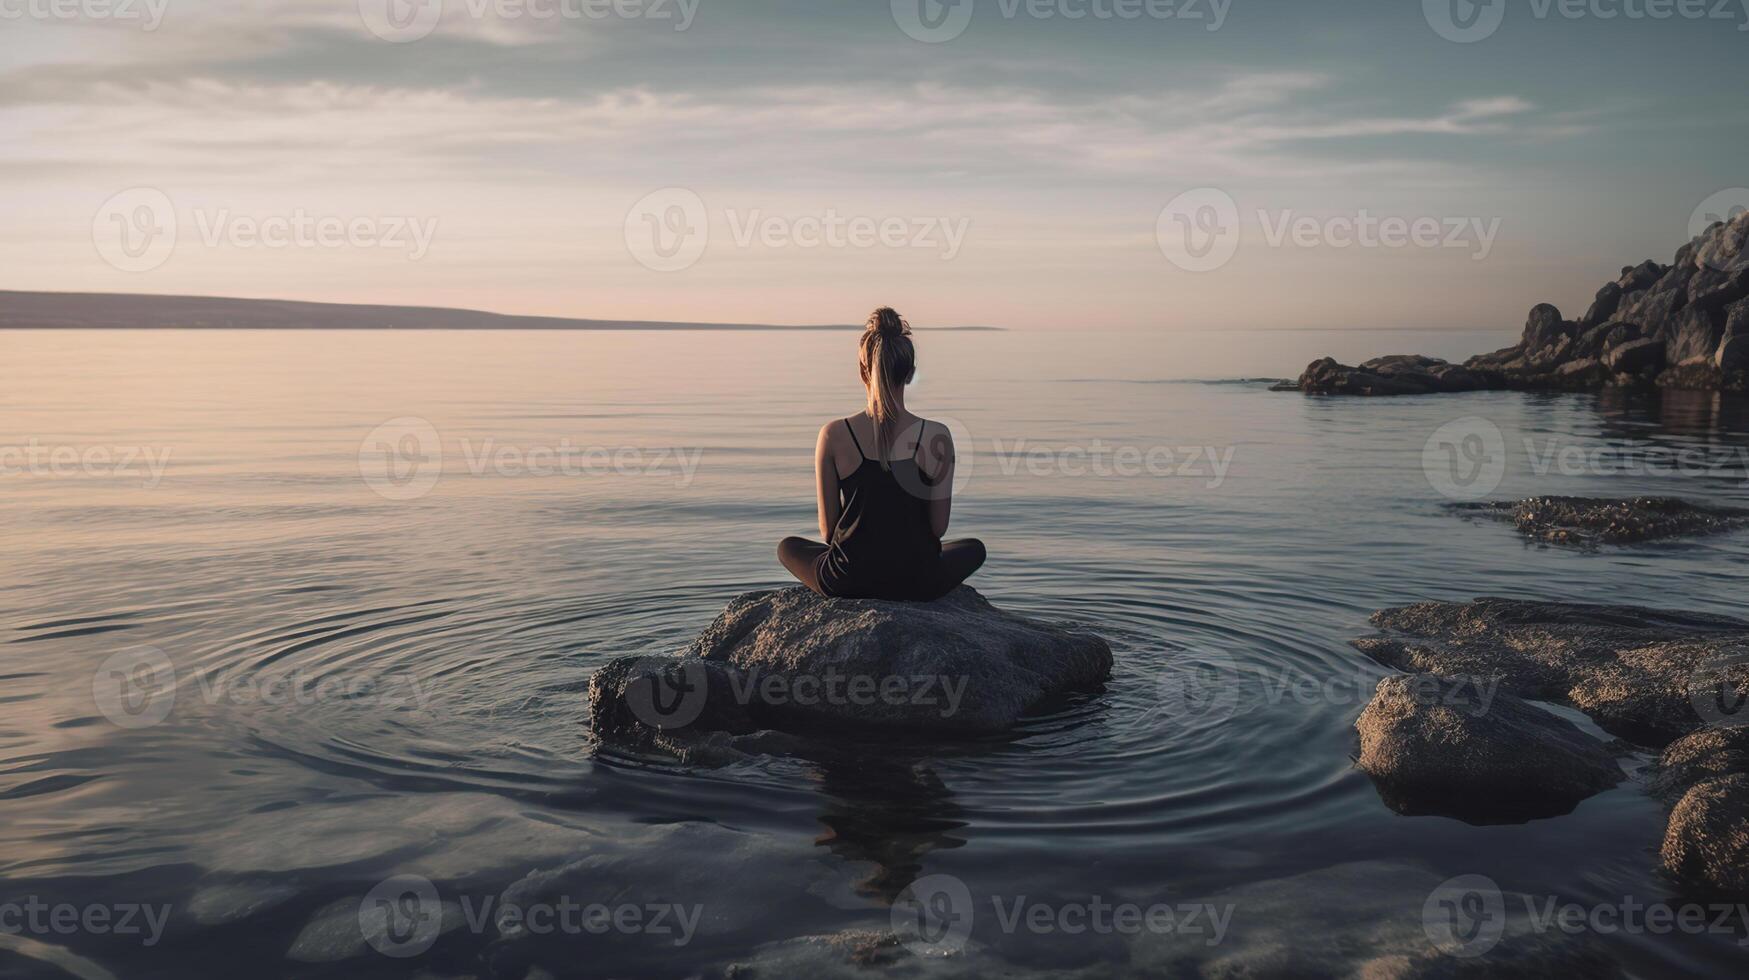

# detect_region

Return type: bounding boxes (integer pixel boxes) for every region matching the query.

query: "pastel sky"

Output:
[3,0,1746,329]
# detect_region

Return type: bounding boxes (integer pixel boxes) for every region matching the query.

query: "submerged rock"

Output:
[1355,674,1621,823]
[587,587,1112,753]
[1280,212,1749,395]
[1450,496,1749,547]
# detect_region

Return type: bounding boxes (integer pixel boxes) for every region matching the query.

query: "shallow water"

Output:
[4,328,1749,977]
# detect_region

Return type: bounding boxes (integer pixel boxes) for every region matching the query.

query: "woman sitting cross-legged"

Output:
[777,307,985,601]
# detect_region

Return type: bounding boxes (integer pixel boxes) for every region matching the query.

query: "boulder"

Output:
[1661,774,1749,894]
[1355,673,1622,822]
[1579,282,1622,328]
[1617,259,1665,294]
[1619,283,1689,341]
[587,586,1113,752]
[1651,727,1749,804]
[1692,209,1749,276]
[1666,306,1725,365]
[1720,331,1749,371]
[1521,303,1567,352]
[1603,336,1665,375]
[1688,265,1749,314]
[1353,597,1749,747]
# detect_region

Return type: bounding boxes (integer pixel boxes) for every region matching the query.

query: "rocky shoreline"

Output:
[1352,598,1749,894]
[1277,212,1749,396]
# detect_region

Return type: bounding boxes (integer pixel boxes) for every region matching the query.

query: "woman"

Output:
[778,307,986,600]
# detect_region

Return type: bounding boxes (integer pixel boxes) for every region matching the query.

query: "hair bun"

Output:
[867,306,910,338]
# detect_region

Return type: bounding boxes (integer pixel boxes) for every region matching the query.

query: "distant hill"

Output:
[0,291,1002,331]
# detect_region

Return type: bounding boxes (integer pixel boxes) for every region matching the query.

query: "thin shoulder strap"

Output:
[912,420,931,463]
[842,417,867,459]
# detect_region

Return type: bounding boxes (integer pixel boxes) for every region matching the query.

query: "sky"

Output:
[3,0,1746,329]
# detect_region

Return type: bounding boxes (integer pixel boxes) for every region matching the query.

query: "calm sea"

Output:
[5,328,1749,977]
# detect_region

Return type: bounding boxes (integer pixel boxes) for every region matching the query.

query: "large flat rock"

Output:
[587,587,1113,753]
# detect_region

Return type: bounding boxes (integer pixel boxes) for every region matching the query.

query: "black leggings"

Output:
[778,537,986,601]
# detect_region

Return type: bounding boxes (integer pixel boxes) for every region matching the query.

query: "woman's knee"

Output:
[951,537,986,569]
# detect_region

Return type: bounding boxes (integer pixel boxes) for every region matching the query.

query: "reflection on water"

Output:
[2,329,1749,977]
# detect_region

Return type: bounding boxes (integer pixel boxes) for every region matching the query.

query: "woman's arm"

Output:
[922,424,955,540]
[814,422,842,540]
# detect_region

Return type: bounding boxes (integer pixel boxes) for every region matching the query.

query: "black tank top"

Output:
[819,417,942,598]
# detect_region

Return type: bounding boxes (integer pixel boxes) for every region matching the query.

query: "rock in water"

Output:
[1661,774,1749,895]
[1353,598,1749,747]
[587,586,1112,751]
[1449,495,1749,547]
[1355,673,1621,822]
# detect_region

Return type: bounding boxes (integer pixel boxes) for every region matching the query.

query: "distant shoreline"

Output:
[0,291,1003,331]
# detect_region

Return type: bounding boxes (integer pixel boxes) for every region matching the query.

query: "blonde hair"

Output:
[859,307,916,468]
